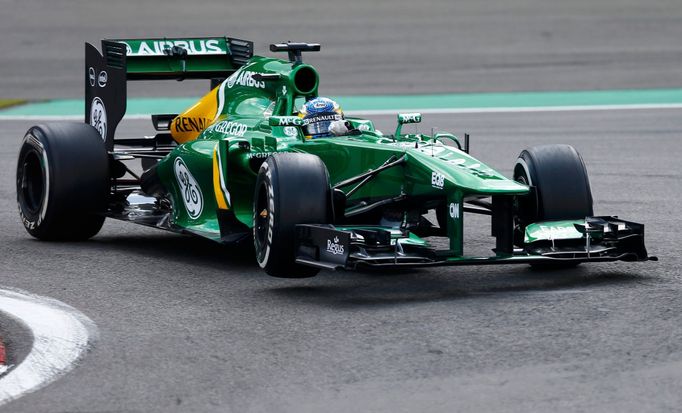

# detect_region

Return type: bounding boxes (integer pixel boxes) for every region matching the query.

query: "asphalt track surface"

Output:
[2,0,682,99]
[2,0,682,411]
[1,109,681,412]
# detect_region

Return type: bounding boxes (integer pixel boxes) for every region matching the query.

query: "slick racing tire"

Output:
[513,144,593,225]
[16,123,109,240]
[253,153,331,278]
[513,144,593,268]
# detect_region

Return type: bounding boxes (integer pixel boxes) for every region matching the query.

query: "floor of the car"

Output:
[106,191,174,230]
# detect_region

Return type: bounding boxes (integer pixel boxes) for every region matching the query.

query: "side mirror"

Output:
[398,113,422,125]
[268,116,302,127]
[433,132,463,151]
[395,113,422,137]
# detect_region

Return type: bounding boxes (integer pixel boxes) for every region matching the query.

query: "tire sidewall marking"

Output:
[255,161,275,268]
[515,157,533,186]
[17,132,50,230]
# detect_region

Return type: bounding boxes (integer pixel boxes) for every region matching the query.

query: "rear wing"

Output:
[108,37,253,80]
[85,37,253,149]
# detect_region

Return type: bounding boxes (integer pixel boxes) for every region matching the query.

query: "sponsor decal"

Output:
[173,117,211,133]
[304,97,337,115]
[123,39,224,56]
[449,202,460,219]
[207,120,248,136]
[326,236,345,255]
[398,113,422,124]
[88,67,96,87]
[302,114,342,125]
[97,70,107,88]
[226,70,265,89]
[174,158,203,219]
[358,124,370,132]
[536,225,579,239]
[274,116,302,126]
[89,97,107,140]
[248,152,290,171]
[283,126,298,137]
[247,152,278,159]
[281,85,287,96]
[431,171,445,189]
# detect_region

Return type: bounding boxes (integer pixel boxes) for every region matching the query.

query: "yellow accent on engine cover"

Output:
[212,146,228,210]
[170,86,220,144]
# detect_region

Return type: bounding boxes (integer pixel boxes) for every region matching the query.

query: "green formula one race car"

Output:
[16,36,656,277]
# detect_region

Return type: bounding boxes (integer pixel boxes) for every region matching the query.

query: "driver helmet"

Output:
[299,97,344,139]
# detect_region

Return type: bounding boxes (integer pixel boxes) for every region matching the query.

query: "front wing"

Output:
[294,216,656,270]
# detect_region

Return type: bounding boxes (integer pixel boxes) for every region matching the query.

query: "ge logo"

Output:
[174,158,204,219]
[89,97,107,140]
[283,126,298,137]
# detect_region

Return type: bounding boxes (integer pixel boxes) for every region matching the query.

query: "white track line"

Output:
[346,103,682,116]
[1,103,682,121]
[0,288,97,406]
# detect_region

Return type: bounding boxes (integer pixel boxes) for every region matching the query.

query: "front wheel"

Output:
[513,144,593,268]
[253,153,332,278]
[513,144,593,227]
[16,123,109,240]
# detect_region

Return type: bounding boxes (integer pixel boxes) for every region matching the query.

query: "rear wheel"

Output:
[16,123,109,240]
[253,153,331,278]
[513,144,593,268]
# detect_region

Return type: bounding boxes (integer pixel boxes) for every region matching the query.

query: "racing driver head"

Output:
[299,97,347,139]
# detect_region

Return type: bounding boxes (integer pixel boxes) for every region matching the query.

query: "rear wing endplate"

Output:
[85,37,253,149]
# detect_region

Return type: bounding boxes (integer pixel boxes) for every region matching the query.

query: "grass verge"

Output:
[0,99,27,110]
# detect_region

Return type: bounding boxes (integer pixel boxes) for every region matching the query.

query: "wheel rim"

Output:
[19,149,45,216]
